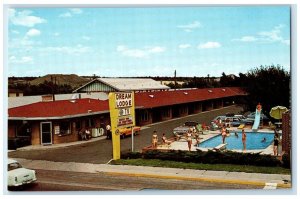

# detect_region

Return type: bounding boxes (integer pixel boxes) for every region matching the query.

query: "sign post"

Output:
[108,92,135,160]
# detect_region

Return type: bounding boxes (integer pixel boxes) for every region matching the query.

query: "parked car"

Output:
[8,159,37,187]
[224,116,243,127]
[234,115,247,120]
[211,116,226,123]
[119,126,141,139]
[247,112,270,122]
[173,121,199,136]
[241,118,255,125]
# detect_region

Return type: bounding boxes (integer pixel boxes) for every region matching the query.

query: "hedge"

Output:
[121,150,286,168]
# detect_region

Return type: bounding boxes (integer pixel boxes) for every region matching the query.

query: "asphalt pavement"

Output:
[11,158,292,189]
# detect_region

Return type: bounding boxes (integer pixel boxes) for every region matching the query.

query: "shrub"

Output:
[282,153,291,168]
[122,150,283,167]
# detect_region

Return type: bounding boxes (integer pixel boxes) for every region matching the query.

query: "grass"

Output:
[112,158,291,175]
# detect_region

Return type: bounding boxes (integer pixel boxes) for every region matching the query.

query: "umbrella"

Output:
[269,106,288,120]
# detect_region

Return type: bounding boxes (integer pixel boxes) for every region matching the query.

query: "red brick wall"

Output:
[282,111,291,154]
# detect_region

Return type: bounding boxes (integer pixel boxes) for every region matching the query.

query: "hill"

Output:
[29,74,90,89]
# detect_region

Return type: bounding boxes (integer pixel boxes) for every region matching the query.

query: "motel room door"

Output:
[40,122,52,145]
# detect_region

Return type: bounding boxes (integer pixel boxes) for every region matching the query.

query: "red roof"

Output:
[9,98,109,119]
[135,87,246,108]
[8,87,246,119]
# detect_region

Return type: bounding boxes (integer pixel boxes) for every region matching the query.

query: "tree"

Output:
[243,65,290,114]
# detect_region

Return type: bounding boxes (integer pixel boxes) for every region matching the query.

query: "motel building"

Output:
[8,86,247,147]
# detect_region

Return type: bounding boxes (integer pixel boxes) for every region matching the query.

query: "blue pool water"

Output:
[199,132,274,150]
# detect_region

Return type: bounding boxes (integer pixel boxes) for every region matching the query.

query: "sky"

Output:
[6,6,291,77]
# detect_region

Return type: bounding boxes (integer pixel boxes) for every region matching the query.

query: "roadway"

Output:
[8,169,262,191]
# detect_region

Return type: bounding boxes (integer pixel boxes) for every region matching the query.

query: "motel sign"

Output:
[108,92,136,160]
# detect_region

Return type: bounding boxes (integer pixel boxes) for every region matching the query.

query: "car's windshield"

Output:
[8,162,22,171]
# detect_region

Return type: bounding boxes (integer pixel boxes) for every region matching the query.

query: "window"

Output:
[8,162,22,171]
[16,122,31,137]
[162,109,170,118]
[140,110,149,121]
[75,121,81,131]
[59,121,71,135]
[85,118,95,128]
[180,107,187,114]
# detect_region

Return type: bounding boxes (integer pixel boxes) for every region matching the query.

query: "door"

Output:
[40,122,52,145]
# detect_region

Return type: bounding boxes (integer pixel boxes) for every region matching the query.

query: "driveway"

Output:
[8,105,243,164]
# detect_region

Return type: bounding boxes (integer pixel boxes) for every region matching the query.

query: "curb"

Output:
[103,171,291,189]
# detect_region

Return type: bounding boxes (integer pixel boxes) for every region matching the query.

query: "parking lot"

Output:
[8,105,243,164]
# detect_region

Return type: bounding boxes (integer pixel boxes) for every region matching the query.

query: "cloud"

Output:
[233,24,289,45]
[59,8,83,18]
[26,28,41,37]
[9,8,46,27]
[177,21,202,32]
[198,42,221,49]
[178,44,191,49]
[116,45,166,58]
[232,36,257,42]
[41,44,90,54]
[258,24,288,45]
[11,30,19,34]
[82,36,91,41]
[9,56,33,64]
[53,32,60,36]
[59,12,72,18]
[70,8,82,14]
[147,46,165,53]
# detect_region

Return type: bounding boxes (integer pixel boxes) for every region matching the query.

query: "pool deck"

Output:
[156,126,281,155]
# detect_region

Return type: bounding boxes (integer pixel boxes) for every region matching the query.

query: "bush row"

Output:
[121,150,290,168]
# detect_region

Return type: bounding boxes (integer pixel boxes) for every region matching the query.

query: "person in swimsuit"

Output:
[162,133,171,145]
[186,131,193,151]
[257,102,262,112]
[273,131,279,156]
[242,129,246,151]
[152,131,158,148]
[221,126,227,144]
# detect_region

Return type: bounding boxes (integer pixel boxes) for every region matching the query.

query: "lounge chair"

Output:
[238,124,245,129]
[196,124,210,134]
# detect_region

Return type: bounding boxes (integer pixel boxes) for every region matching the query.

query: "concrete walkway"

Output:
[12,158,291,189]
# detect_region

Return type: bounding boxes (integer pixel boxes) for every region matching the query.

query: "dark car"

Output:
[247,112,269,122]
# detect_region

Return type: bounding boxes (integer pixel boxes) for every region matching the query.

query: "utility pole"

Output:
[174,70,177,88]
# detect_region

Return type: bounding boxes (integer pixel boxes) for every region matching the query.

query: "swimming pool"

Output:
[199,132,274,150]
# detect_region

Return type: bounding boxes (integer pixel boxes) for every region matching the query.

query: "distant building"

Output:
[8,93,108,108]
[8,89,24,97]
[73,78,170,93]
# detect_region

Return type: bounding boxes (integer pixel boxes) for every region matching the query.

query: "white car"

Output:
[8,159,37,187]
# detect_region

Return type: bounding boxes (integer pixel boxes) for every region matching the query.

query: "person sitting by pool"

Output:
[162,133,171,145]
[261,137,266,143]
[234,131,239,138]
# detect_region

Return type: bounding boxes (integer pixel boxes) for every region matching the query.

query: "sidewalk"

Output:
[12,158,291,189]
[8,136,106,152]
